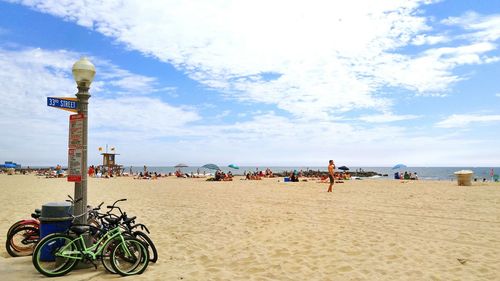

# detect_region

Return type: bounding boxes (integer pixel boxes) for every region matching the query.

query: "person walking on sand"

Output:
[328,160,335,192]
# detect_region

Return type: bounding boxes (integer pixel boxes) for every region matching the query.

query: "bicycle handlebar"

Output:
[94,202,104,210]
[131,223,150,234]
[65,195,82,205]
[106,198,127,209]
[106,198,127,215]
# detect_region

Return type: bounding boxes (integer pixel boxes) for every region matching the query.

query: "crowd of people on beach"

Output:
[394,171,419,180]
[244,168,274,180]
[214,170,233,181]
[87,165,125,178]
[134,171,162,180]
[13,163,500,184]
[3,164,354,183]
[35,164,65,178]
[0,164,67,178]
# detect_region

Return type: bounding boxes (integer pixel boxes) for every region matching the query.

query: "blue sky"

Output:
[0,0,499,167]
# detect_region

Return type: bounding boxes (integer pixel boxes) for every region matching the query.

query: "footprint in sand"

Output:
[346,250,362,256]
[386,254,399,260]
[337,265,353,272]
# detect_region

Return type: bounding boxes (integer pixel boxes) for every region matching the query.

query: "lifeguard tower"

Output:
[98,146,123,176]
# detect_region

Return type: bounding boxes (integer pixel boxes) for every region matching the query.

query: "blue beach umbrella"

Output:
[392,164,407,170]
[338,166,349,171]
[228,164,239,169]
[202,164,220,170]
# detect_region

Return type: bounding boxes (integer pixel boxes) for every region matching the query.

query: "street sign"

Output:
[47,97,79,112]
[69,114,84,149]
[68,148,83,182]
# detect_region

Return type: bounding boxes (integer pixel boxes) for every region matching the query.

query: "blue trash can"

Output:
[39,202,73,261]
[284,177,290,182]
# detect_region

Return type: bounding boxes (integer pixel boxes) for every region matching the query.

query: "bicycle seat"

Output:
[70,225,90,235]
[31,212,41,219]
[104,217,120,225]
[123,216,136,224]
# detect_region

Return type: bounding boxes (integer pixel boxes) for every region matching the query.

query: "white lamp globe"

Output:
[72,57,96,87]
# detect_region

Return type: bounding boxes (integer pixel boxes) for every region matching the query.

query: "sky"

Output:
[0,0,499,167]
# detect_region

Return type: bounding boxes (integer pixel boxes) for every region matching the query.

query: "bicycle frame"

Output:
[55,227,129,260]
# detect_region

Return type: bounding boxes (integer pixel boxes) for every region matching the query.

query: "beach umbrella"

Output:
[392,164,407,170]
[338,166,349,171]
[202,164,220,170]
[174,163,188,168]
[228,164,239,169]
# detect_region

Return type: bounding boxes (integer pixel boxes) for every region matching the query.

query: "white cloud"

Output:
[213,110,231,119]
[412,34,449,46]
[443,12,500,42]
[114,111,500,167]
[0,47,199,164]
[368,41,500,95]
[13,0,497,119]
[106,75,156,94]
[1,46,498,166]
[3,2,500,166]
[91,97,200,133]
[359,113,420,123]
[436,114,500,128]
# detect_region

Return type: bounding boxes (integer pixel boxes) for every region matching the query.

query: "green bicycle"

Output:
[32,223,149,277]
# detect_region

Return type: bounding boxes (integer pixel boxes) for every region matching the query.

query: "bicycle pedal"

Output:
[86,258,98,270]
[90,261,98,270]
[83,254,98,270]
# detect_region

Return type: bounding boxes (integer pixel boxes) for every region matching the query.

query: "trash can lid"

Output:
[42,202,72,207]
[41,202,73,218]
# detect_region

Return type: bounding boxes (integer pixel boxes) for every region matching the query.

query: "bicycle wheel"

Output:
[133,231,158,263]
[6,220,24,237]
[101,237,121,274]
[32,234,79,277]
[6,225,39,257]
[6,220,39,255]
[111,237,149,276]
[7,220,39,236]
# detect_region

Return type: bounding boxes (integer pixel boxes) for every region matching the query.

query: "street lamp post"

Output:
[72,57,95,227]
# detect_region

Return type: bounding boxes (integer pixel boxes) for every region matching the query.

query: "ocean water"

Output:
[124,166,500,181]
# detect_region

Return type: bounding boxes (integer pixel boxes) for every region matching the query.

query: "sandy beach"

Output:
[0,174,499,280]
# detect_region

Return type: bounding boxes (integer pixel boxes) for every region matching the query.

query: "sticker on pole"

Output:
[47,97,78,112]
[68,148,83,182]
[69,114,84,149]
